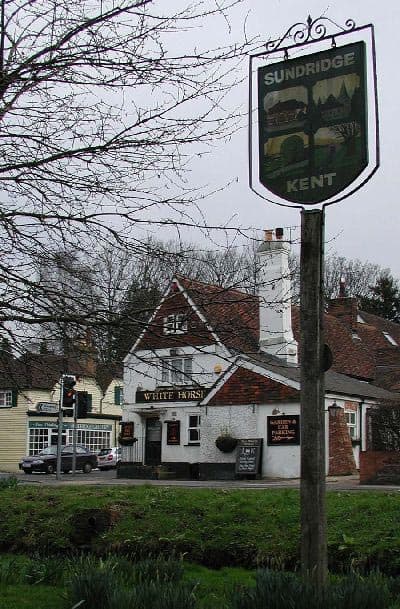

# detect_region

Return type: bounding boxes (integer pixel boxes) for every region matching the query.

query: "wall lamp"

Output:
[328,402,342,417]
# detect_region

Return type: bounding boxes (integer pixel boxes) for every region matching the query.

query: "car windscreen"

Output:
[38,447,57,455]
[98,448,112,456]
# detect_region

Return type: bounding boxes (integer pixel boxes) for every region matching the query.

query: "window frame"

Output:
[345,410,358,439]
[160,357,193,386]
[187,413,201,445]
[114,386,124,405]
[0,390,13,408]
[163,313,188,335]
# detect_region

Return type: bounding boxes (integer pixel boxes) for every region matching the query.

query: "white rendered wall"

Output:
[123,343,233,465]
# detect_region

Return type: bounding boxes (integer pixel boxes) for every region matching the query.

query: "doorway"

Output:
[145,418,162,465]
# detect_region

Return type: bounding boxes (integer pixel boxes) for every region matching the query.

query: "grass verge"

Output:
[0,485,399,572]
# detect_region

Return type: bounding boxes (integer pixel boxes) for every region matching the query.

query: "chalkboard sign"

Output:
[235,439,263,475]
[267,415,300,446]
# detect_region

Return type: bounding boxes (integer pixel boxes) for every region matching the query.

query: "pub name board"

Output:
[258,41,367,204]
[136,387,209,404]
[267,415,300,446]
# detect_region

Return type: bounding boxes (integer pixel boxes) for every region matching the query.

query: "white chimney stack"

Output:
[258,228,298,364]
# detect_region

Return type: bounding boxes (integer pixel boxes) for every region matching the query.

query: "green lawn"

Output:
[0,485,400,573]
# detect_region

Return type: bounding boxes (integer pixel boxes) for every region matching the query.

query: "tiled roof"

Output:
[291,307,375,381]
[177,276,259,353]
[327,301,400,392]
[235,352,398,402]
[0,353,122,391]
[134,276,399,392]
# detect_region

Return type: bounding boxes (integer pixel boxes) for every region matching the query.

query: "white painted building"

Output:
[121,229,397,480]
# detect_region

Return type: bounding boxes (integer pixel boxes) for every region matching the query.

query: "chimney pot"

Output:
[264,230,273,241]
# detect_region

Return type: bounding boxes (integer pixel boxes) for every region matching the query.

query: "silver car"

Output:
[97,447,121,470]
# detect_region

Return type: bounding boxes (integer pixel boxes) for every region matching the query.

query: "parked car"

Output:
[19,445,98,474]
[97,447,121,470]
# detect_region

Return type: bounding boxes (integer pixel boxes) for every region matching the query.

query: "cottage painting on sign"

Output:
[258,42,368,204]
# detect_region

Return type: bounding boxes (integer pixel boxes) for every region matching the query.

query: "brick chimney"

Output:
[258,228,298,364]
[327,278,359,333]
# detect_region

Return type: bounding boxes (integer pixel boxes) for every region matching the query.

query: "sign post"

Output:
[299,209,326,588]
[250,15,379,594]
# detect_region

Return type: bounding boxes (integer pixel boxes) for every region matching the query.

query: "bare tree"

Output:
[0,0,254,352]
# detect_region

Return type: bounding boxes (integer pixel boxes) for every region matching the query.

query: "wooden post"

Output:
[300,209,327,590]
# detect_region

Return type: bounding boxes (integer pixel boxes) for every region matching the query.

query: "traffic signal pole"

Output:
[56,376,64,481]
[72,396,77,476]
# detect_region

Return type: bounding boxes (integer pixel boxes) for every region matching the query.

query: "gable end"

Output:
[207,366,299,406]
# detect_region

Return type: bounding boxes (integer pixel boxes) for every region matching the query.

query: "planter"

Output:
[118,435,137,447]
[215,435,238,453]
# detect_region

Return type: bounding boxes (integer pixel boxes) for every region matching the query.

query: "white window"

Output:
[163,314,188,335]
[0,390,12,407]
[160,358,192,385]
[29,428,50,454]
[71,429,111,452]
[188,414,200,444]
[345,411,357,439]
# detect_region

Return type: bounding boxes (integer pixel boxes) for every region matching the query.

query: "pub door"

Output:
[145,418,162,465]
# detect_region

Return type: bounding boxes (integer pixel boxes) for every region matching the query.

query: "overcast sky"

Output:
[168,0,400,280]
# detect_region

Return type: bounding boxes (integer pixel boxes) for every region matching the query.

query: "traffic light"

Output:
[76,391,89,418]
[62,375,76,416]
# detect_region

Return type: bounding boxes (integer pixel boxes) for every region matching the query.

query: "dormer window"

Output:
[382,332,398,346]
[163,314,187,335]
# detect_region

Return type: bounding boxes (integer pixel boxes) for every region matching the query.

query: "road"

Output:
[2,469,399,491]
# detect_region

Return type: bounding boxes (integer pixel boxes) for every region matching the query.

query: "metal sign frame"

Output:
[248,16,379,209]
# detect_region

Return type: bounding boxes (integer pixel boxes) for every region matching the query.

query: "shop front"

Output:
[27,420,114,455]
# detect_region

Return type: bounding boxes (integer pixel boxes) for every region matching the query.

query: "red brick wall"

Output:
[328,407,357,475]
[360,451,400,484]
[208,367,299,405]
[327,297,358,332]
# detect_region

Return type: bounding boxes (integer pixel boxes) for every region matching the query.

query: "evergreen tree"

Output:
[360,273,400,323]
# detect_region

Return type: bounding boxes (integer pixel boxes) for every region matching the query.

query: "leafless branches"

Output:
[0,0,255,349]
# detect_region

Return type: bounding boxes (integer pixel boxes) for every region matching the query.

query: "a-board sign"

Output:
[235,439,263,475]
[258,42,367,204]
[267,415,300,446]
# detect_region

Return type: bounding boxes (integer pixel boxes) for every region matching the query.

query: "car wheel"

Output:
[23,469,30,474]
[63,469,70,474]
[46,463,55,475]
[83,462,92,474]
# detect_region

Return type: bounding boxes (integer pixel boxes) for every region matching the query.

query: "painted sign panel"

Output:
[166,420,181,445]
[258,42,367,204]
[136,387,209,403]
[28,421,112,430]
[235,438,263,475]
[120,421,135,441]
[267,415,300,446]
[36,402,59,414]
